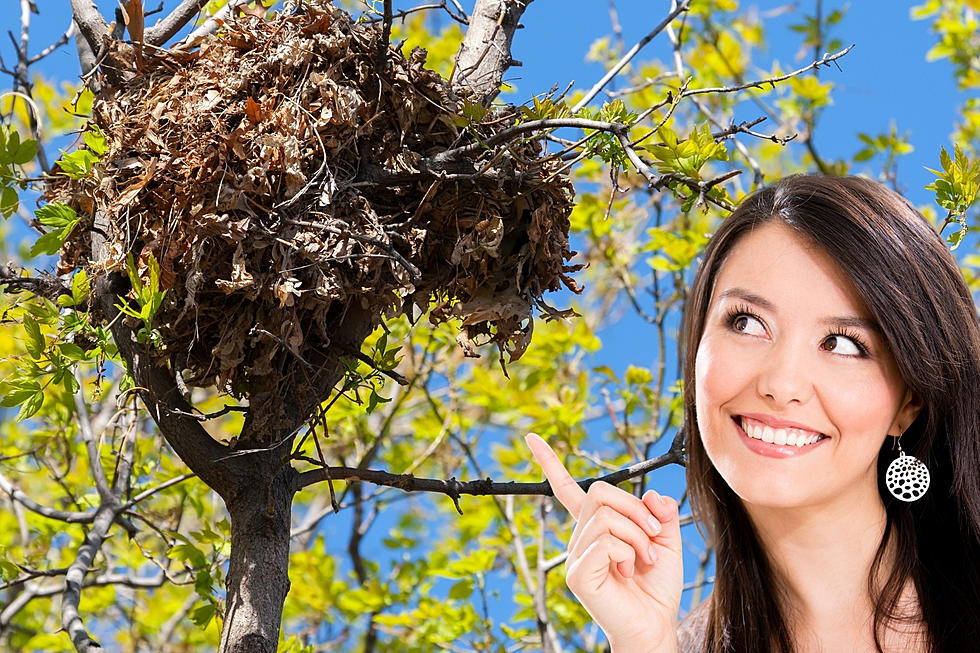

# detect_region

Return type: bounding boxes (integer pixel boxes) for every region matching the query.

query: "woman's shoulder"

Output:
[676,599,710,653]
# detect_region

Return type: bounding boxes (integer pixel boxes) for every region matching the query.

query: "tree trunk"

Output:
[219,464,297,653]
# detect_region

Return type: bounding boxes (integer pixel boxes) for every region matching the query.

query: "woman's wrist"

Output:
[608,632,678,653]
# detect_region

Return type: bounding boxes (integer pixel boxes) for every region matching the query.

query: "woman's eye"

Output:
[822,335,862,356]
[731,314,766,337]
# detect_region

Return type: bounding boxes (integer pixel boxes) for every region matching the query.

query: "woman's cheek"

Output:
[695,333,754,413]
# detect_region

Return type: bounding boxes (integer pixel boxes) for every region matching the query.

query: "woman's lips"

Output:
[733,416,828,458]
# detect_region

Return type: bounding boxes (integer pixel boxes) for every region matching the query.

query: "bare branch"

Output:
[145,0,207,46]
[364,1,468,26]
[72,19,97,77]
[74,369,112,503]
[0,472,96,524]
[374,0,393,73]
[294,441,686,508]
[607,0,625,55]
[122,472,194,510]
[174,0,250,50]
[431,116,628,164]
[536,498,564,653]
[571,0,692,113]
[61,503,115,651]
[69,0,109,56]
[450,0,530,105]
[171,404,249,422]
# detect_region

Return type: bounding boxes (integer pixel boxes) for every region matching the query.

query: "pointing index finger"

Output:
[525,433,586,518]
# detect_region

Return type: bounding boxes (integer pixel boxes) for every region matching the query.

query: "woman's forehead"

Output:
[708,221,874,320]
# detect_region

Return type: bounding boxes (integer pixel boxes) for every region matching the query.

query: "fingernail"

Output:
[648,545,658,564]
[647,514,662,536]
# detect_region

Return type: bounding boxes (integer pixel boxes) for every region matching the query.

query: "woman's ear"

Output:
[890,387,923,435]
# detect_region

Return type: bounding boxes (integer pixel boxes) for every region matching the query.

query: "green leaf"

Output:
[168,539,208,568]
[29,230,67,257]
[625,365,653,386]
[62,372,81,395]
[0,557,20,581]
[36,203,77,228]
[189,602,216,628]
[58,343,85,361]
[16,390,44,421]
[12,138,38,165]
[83,126,108,156]
[23,317,44,358]
[0,382,41,407]
[0,186,17,217]
[71,269,90,304]
[56,148,99,179]
[448,578,473,600]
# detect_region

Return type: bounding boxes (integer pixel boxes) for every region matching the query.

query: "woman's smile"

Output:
[734,415,828,458]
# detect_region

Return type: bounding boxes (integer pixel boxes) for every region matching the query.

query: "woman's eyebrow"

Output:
[822,315,883,335]
[717,287,774,310]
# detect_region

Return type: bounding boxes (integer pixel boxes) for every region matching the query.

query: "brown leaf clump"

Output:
[47,0,579,434]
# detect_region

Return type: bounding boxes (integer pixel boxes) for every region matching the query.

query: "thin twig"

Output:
[681,45,853,98]
[74,369,112,503]
[354,351,408,386]
[29,23,76,65]
[431,116,629,164]
[375,0,393,73]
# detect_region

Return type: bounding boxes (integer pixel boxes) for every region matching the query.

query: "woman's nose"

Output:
[755,338,815,406]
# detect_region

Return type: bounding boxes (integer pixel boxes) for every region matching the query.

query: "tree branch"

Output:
[74,369,113,503]
[145,0,207,46]
[294,442,686,512]
[0,265,69,300]
[364,1,469,26]
[450,0,530,105]
[174,0,250,51]
[374,0,392,73]
[681,45,853,98]
[93,274,231,495]
[0,472,95,523]
[61,502,115,651]
[29,22,76,65]
[430,116,628,165]
[69,0,109,56]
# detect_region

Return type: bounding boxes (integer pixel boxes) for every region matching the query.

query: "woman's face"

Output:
[694,221,920,511]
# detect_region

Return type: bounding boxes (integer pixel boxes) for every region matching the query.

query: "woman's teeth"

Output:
[740,417,823,447]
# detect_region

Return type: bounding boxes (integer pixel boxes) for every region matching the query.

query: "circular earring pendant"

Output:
[885,446,930,502]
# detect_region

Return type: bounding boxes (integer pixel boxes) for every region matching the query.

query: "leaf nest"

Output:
[45,0,579,426]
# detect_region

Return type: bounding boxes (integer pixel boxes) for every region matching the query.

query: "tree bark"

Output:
[219,464,297,653]
[450,0,530,105]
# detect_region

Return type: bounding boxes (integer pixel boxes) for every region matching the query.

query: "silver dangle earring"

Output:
[885,436,930,502]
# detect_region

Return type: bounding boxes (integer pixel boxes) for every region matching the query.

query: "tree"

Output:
[0,1,977,651]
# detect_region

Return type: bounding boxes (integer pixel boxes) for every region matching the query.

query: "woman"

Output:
[527,175,980,652]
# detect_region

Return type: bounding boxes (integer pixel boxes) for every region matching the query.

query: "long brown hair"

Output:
[682,175,980,652]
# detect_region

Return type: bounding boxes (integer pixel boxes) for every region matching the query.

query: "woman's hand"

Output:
[526,433,683,653]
